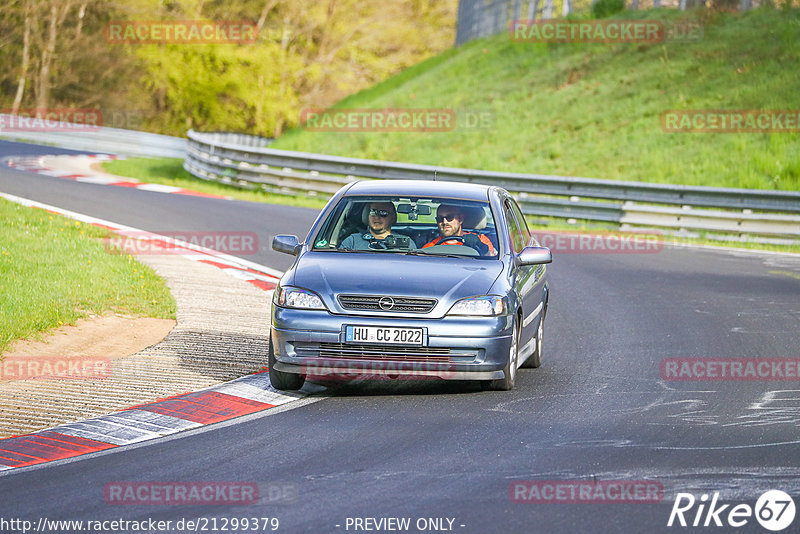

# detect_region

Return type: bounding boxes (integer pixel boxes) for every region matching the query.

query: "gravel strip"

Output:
[0,254,273,437]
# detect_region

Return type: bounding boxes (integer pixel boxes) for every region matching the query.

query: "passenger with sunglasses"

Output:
[422,204,497,256]
[339,201,416,251]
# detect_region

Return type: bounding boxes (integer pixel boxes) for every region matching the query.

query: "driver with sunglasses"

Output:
[339,201,417,251]
[422,204,497,256]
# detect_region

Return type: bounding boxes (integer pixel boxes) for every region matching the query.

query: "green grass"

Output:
[103,157,330,210]
[272,7,800,191]
[0,198,176,355]
[100,9,800,256]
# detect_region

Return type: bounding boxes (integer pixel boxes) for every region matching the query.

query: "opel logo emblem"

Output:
[379,297,395,310]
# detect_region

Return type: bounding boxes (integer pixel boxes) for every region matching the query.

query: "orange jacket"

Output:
[422,231,497,255]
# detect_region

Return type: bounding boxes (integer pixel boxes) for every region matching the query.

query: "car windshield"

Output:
[312,195,499,258]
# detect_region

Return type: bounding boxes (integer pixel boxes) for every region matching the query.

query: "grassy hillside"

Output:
[272,7,800,191]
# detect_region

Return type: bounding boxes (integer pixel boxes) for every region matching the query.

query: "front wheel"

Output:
[268,336,305,391]
[484,318,519,391]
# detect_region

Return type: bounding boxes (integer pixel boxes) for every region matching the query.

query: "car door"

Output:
[503,196,545,355]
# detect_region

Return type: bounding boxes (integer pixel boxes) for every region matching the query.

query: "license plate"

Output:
[345,326,425,345]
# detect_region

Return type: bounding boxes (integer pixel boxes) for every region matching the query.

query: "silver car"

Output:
[269,180,551,391]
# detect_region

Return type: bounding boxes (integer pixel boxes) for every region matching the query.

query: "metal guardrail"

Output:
[185,130,800,239]
[0,114,186,158]
[5,115,793,239]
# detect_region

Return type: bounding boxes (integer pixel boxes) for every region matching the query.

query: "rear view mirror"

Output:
[397,203,431,221]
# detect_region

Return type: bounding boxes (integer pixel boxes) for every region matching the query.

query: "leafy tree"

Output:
[0,0,458,136]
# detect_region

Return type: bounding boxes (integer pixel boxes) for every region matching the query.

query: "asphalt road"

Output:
[0,140,319,271]
[2,139,800,533]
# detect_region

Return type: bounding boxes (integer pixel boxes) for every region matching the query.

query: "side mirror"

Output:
[273,235,301,256]
[517,246,552,266]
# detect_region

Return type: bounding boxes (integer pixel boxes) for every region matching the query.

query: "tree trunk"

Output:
[36,4,58,114]
[562,0,572,16]
[12,0,33,114]
[273,16,291,138]
[75,1,87,38]
[36,1,71,115]
[543,0,554,20]
[528,0,540,21]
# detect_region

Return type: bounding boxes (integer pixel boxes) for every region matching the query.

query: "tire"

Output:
[521,315,543,369]
[268,336,305,391]
[485,317,519,391]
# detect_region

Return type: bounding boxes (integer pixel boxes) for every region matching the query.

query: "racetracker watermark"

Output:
[104,482,260,505]
[510,480,664,503]
[510,20,663,43]
[300,108,463,132]
[510,19,702,43]
[661,110,800,133]
[0,357,110,381]
[301,360,457,381]
[0,109,101,132]
[105,20,258,44]
[103,231,258,255]
[531,230,663,254]
[661,358,800,381]
[100,109,144,130]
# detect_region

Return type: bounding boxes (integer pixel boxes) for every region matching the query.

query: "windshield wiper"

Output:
[404,250,472,259]
[315,248,394,254]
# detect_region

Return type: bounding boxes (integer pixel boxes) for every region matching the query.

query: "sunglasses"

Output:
[436,214,459,223]
[369,209,391,217]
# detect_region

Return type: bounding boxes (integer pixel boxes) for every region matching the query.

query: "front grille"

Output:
[294,342,457,362]
[338,294,436,314]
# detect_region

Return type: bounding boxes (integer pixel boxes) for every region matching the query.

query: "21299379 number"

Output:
[179,517,280,531]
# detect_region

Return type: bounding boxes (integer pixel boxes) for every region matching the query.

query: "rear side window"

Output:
[504,199,526,253]
[508,198,531,247]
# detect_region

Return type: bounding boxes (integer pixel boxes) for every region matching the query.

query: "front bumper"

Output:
[271,306,514,380]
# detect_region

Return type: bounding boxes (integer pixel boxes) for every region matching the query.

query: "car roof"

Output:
[344,180,493,202]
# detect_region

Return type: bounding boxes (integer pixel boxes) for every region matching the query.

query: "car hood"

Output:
[293,252,504,314]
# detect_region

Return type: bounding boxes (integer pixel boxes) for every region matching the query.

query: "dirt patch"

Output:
[89,161,130,179]
[0,250,274,439]
[2,314,176,362]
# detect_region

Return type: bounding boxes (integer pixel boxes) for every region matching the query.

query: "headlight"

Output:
[447,295,506,316]
[274,286,327,310]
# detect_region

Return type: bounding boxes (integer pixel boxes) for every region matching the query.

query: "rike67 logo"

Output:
[668,490,795,531]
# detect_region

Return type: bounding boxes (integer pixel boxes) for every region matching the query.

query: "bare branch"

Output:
[257,0,281,34]
[75,1,87,38]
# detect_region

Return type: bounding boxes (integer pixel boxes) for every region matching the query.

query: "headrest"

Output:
[464,207,487,230]
[361,202,397,226]
[345,202,368,227]
[437,204,487,230]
